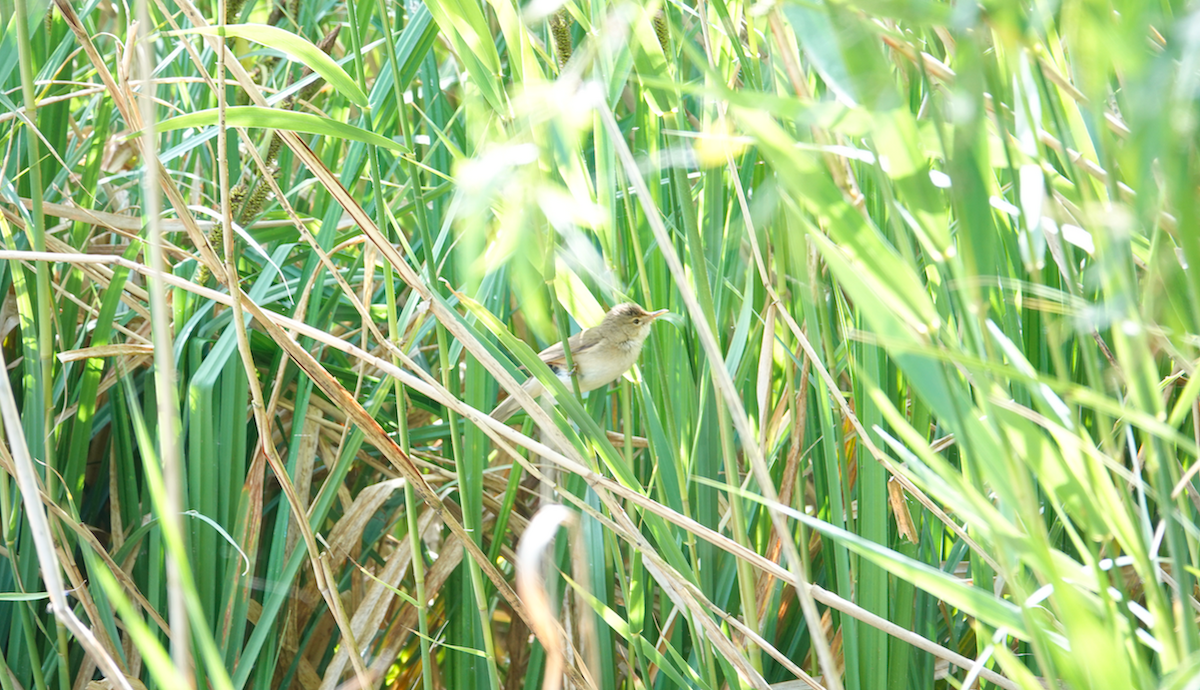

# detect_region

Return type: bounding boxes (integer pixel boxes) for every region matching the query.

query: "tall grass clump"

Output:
[1,0,1198,689]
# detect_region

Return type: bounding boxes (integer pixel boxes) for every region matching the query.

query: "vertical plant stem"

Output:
[367,0,435,684]
[133,0,191,681]
[12,0,54,501]
[12,6,63,686]
[403,479,435,690]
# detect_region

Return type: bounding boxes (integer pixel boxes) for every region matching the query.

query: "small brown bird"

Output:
[490,303,669,421]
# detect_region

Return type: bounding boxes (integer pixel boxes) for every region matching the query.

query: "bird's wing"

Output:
[539,327,602,369]
[537,341,565,367]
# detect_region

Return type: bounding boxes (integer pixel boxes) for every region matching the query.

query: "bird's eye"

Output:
[633,318,641,324]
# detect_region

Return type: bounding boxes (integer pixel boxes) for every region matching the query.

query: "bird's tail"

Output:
[489,378,546,422]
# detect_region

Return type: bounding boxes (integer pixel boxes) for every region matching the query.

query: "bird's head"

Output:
[601,303,669,344]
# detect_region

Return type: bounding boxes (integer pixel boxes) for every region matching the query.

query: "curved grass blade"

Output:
[173,25,368,107]
[153,106,410,155]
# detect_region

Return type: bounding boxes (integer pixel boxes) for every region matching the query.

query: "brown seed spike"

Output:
[653,10,670,54]
[226,0,247,22]
[550,9,573,69]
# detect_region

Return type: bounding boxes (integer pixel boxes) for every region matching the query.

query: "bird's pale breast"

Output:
[573,340,642,391]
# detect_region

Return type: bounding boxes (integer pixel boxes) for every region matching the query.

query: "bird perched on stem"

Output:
[490,303,669,422]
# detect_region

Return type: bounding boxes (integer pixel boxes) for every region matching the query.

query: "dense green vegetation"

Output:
[1,0,1198,688]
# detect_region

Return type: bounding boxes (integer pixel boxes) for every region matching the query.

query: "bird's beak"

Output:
[647,309,669,320]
